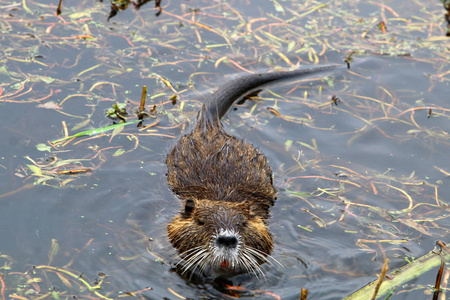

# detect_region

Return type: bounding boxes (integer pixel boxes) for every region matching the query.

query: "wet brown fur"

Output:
[165,65,338,277]
[166,121,276,268]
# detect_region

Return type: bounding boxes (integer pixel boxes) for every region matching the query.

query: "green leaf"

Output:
[48,239,59,265]
[286,190,312,197]
[27,164,42,176]
[271,0,285,12]
[36,143,52,152]
[113,148,126,156]
[287,41,296,52]
[344,245,450,300]
[51,120,139,144]
[39,76,55,84]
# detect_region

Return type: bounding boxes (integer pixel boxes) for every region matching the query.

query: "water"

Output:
[0,0,449,299]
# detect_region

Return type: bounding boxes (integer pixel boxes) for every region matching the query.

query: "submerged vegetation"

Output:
[0,0,449,299]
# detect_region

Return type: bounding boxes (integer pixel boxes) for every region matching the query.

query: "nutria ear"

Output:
[183,199,195,218]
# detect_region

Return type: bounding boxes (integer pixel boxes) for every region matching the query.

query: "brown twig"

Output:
[432,260,445,300]
[56,0,63,15]
[370,258,389,300]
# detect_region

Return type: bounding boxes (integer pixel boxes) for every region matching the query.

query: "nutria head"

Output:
[167,198,275,278]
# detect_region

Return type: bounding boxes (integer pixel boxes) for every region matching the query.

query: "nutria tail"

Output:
[197,64,339,128]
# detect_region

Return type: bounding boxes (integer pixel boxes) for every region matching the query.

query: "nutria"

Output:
[166,65,337,279]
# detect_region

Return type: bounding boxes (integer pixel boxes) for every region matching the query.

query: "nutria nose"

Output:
[216,235,238,248]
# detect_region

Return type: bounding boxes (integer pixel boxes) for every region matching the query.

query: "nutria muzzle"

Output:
[216,232,239,249]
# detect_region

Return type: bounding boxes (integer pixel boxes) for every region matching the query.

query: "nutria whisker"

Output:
[245,245,283,269]
[241,251,265,280]
[166,65,339,279]
[177,245,204,262]
[179,247,207,274]
[197,251,216,278]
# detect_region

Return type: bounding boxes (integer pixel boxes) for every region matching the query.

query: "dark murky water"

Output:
[1,0,449,299]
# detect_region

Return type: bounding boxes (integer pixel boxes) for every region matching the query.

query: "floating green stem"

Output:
[51,120,139,144]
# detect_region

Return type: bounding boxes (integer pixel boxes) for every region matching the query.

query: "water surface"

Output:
[0,0,449,299]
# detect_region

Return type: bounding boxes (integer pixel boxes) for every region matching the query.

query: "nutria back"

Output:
[166,65,337,278]
[166,122,276,210]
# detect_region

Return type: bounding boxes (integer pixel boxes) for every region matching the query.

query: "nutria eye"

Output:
[197,219,205,226]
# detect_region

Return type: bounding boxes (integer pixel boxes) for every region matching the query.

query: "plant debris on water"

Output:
[0,0,449,299]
